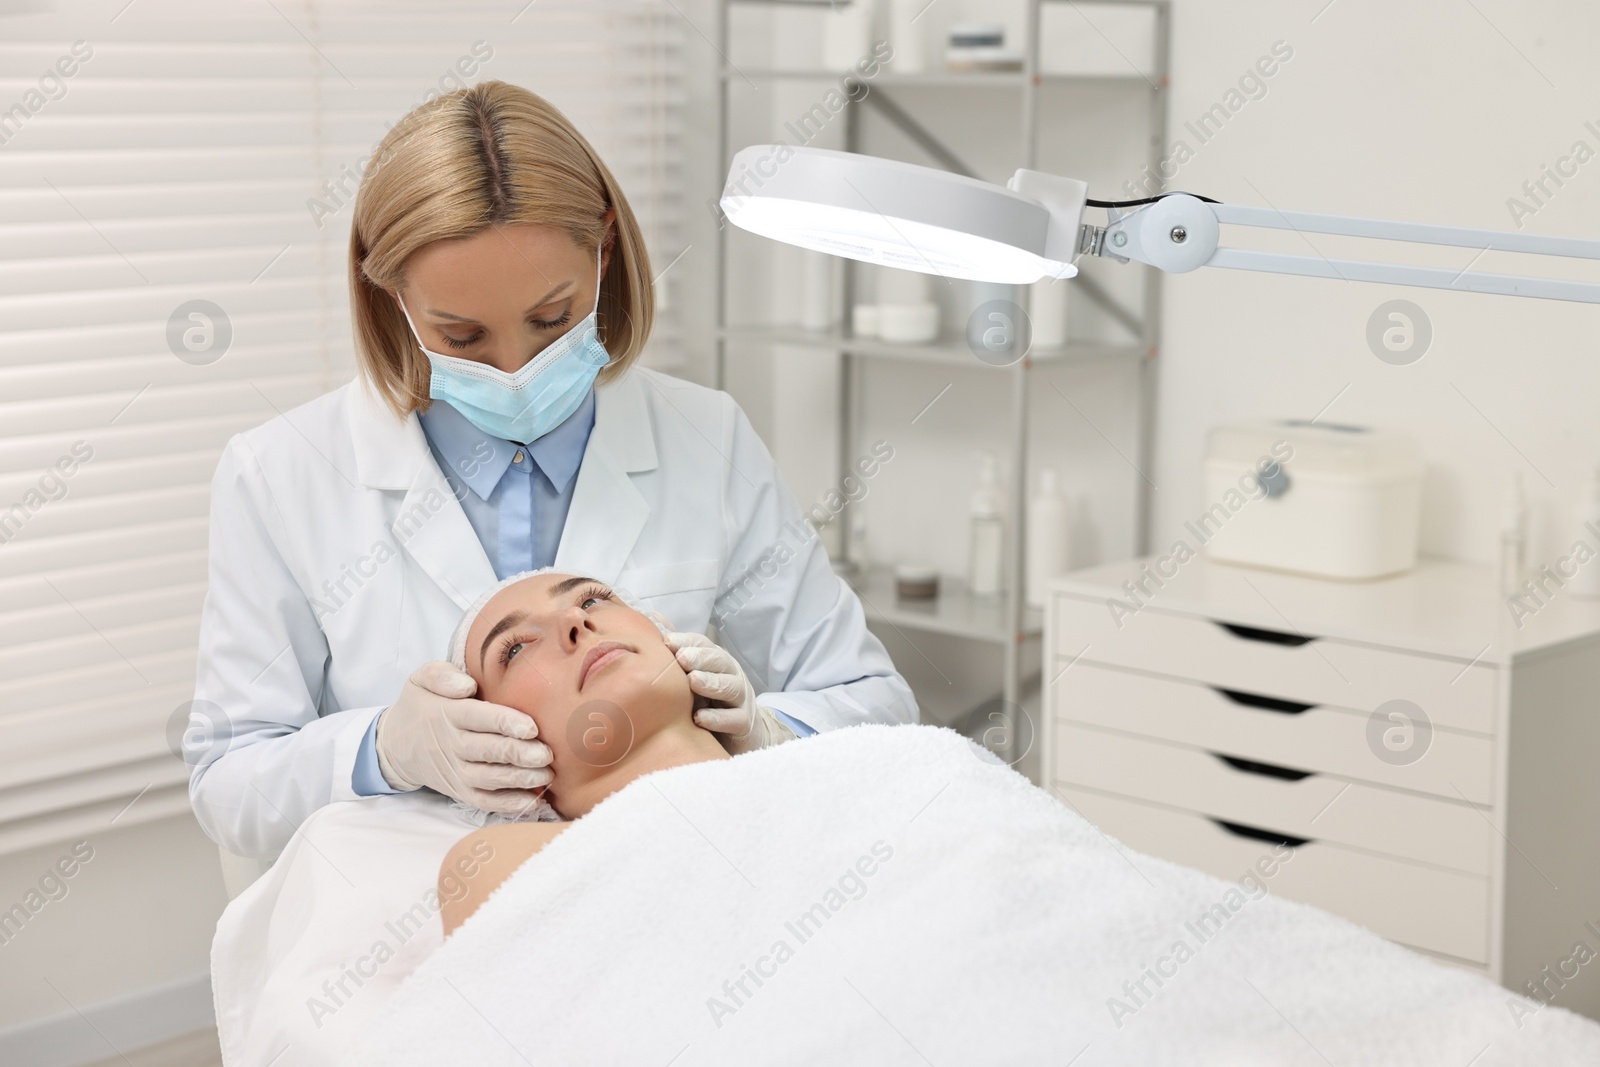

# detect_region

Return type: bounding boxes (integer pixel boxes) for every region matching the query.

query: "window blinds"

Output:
[0,0,684,855]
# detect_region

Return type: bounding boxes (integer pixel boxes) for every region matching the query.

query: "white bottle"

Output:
[823,0,874,70]
[1026,467,1068,607]
[968,451,1005,597]
[800,251,835,332]
[888,0,924,72]
[1499,474,1526,598]
[1570,466,1600,598]
[1028,276,1069,349]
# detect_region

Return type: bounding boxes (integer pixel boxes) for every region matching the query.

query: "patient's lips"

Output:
[578,640,632,690]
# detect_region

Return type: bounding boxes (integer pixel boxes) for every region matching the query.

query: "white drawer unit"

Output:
[1044,555,1600,1020]
[1053,784,1492,965]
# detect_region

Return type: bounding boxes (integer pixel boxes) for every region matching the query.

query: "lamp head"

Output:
[718,145,1084,285]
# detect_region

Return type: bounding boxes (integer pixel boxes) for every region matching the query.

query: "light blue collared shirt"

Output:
[417,389,596,581]
[351,392,597,795]
[350,388,814,795]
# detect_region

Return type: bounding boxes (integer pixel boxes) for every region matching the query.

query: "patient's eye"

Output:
[577,584,613,610]
[497,634,532,669]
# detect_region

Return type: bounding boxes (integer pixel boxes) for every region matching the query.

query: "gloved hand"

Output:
[375,660,553,816]
[662,631,797,755]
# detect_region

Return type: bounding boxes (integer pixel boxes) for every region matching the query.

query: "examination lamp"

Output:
[719,145,1600,302]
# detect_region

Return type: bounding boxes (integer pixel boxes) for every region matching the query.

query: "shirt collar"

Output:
[526,387,595,494]
[418,389,596,501]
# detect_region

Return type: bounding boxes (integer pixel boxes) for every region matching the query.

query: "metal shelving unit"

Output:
[713,0,1171,761]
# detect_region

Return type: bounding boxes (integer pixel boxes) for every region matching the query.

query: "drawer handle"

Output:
[1213,688,1315,715]
[1210,818,1310,849]
[1215,754,1313,781]
[1217,622,1313,647]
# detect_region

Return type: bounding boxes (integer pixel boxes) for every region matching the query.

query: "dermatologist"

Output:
[187,80,918,860]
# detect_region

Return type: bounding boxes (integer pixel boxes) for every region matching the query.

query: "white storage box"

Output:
[1201,420,1423,580]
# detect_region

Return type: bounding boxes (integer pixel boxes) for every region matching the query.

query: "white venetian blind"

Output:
[0,0,685,854]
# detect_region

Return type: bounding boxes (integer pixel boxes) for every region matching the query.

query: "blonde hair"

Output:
[349,80,655,419]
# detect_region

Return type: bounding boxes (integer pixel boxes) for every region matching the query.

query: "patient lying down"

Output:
[437,571,728,935]
[349,583,1600,1066]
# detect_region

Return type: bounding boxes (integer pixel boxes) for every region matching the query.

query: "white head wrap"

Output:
[443,567,671,827]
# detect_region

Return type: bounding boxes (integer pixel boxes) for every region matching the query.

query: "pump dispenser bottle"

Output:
[1571,465,1600,598]
[968,451,1004,597]
[1499,474,1527,598]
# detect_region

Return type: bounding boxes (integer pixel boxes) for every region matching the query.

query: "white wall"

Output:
[1151,0,1600,568]
[0,815,227,1038]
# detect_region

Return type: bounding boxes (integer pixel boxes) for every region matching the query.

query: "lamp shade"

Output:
[719,145,1076,284]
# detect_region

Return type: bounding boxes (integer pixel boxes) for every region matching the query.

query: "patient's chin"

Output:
[589,655,689,720]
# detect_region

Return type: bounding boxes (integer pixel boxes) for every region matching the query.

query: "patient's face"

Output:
[463,574,693,812]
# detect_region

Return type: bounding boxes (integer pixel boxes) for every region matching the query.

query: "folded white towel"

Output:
[349,723,1600,1065]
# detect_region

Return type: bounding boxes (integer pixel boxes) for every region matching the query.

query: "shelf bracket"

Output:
[857,86,982,183]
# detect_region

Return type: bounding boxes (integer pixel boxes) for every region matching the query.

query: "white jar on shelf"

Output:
[877,267,938,343]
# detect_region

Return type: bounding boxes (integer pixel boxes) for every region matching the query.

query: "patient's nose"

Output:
[556,605,596,651]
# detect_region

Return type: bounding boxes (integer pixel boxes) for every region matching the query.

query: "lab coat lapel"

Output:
[347,377,498,611]
[393,462,498,611]
[553,371,658,585]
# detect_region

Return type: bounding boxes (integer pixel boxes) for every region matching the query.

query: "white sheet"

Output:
[210,790,484,1066]
[344,723,1600,1066]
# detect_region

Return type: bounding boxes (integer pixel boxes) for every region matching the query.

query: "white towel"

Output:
[347,723,1600,1065]
[210,791,481,1066]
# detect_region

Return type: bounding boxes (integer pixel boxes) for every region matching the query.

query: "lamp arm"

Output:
[1090,194,1600,304]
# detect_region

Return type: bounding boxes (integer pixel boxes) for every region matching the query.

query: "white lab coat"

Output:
[189,367,917,859]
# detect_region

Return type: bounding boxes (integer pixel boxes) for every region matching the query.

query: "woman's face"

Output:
[462,573,692,813]
[393,220,609,375]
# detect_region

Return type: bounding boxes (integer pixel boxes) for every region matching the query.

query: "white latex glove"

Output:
[375,660,553,816]
[663,631,797,755]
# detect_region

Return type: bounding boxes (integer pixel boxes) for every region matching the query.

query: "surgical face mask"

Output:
[396,241,610,444]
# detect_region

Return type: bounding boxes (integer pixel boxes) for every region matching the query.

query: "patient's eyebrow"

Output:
[545,575,597,598]
[478,609,529,674]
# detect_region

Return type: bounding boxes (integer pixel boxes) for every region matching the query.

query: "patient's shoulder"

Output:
[438,821,569,937]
